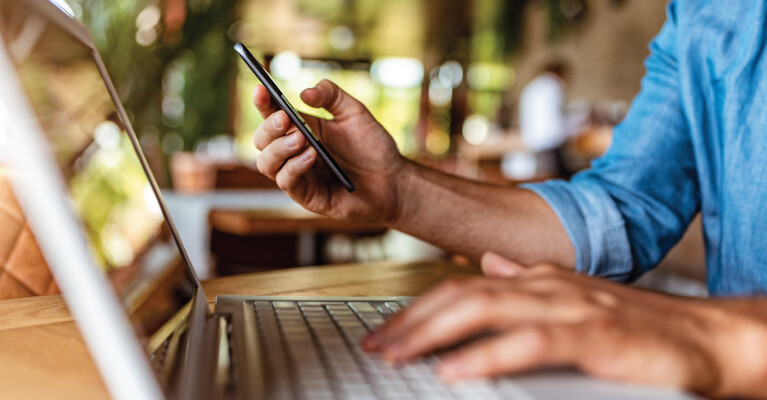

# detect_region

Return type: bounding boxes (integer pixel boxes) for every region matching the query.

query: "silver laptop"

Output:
[0,1,698,400]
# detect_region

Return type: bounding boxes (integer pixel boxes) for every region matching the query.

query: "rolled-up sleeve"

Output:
[522,0,700,282]
[523,180,635,281]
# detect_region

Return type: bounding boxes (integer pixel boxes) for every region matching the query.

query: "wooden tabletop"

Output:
[0,260,478,399]
[209,208,385,235]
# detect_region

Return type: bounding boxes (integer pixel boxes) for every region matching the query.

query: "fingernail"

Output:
[301,149,313,161]
[285,133,297,148]
[272,116,282,130]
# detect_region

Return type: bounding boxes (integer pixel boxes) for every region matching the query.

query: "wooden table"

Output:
[0,260,478,399]
[209,208,385,236]
[209,208,388,273]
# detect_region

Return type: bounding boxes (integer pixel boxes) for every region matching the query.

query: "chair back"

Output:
[0,172,58,299]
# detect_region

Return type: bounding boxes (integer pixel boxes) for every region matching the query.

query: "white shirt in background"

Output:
[519,72,567,152]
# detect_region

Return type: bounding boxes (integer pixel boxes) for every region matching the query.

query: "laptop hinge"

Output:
[172,288,218,400]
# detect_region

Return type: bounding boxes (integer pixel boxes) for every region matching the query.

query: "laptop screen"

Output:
[1,1,198,350]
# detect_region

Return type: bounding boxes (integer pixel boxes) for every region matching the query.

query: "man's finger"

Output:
[300,79,367,121]
[380,291,522,362]
[275,147,317,192]
[380,286,597,362]
[363,278,479,351]
[438,324,580,382]
[481,252,527,278]
[254,111,291,151]
[379,282,610,363]
[253,84,280,119]
[255,132,306,179]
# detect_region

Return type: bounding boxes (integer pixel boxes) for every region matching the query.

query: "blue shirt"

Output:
[524,0,767,296]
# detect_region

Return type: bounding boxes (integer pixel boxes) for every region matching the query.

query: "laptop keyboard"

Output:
[253,300,532,400]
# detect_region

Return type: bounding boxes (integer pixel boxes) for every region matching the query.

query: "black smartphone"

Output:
[234,43,356,192]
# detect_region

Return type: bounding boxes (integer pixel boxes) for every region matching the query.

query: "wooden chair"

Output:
[0,174,58,300]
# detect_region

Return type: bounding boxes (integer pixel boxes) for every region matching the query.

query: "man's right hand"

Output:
[252,79,410,224]
[253,80,574,268]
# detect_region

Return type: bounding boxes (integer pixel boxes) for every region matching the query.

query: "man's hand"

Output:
[252,79,408,224]
[362,253,767,399]
[252,80,576,267]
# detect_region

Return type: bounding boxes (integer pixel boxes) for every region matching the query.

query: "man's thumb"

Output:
[300,79,366,121]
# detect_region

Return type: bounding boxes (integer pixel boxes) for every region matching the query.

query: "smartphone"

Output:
[234,43,356,192]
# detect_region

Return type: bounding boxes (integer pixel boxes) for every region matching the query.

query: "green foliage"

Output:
[69,0,237,151]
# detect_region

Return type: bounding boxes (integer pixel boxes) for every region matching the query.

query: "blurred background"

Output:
[48,0,705,295]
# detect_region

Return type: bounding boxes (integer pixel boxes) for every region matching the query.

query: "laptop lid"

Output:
[0,1,209,399]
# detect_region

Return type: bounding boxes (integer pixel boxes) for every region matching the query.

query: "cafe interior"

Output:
[0,0,710,398]
[1,0,703,298]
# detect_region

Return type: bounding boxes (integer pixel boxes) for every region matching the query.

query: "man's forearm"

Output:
[389,160,576,268]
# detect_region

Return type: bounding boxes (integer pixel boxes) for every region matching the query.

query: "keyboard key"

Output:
[299,381,332,393]
[374,382,414,397]
[385,302,403,313]
[361,316,386,329]
[297,301,326,306]
[399,364,433,379]
[377,305,394,315]
[349,302,378,313]
[272,301,298,309]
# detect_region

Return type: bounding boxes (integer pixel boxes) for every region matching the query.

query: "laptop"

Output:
[0,1,699,399]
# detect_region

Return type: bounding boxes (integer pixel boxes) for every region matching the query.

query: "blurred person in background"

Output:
[249,0,767,398]
[518,61,572,177]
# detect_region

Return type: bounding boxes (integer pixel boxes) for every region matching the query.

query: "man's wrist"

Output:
[387,159,422,229]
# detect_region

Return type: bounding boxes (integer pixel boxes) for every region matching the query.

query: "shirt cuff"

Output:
[521,180,634,281]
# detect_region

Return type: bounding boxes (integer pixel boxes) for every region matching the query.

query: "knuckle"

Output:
[253,128,266,149]
[255,154,277,176]
[465,344,499,375]
[255,155,266,173]
[530,326,553,348]
[472,289,498,307]
[485,344,508,374]
[275,174,291,191]
[533,263,560,275]
[416,318,442,338]
[275,158,303,191]
[530,275,567,292]
[588,290,619,308]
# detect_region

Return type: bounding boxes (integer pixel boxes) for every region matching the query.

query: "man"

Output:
[250,1,767,398]
[518,61,571,177]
